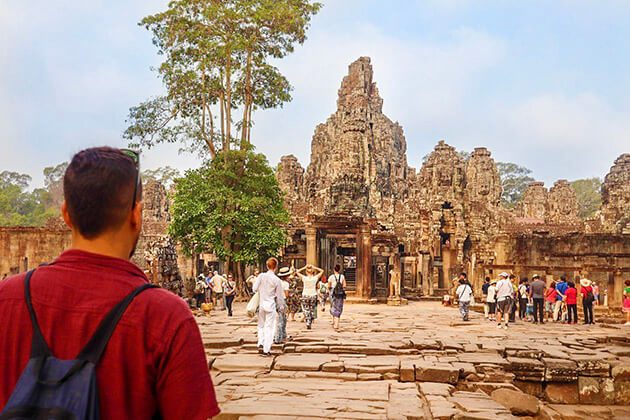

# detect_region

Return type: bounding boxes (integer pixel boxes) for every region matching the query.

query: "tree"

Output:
[571,178,602,219]
[141,166,181,189]
[496,162,535,208]
[0,171,57,226]
[169,148,288,292]
[125,0,322,158]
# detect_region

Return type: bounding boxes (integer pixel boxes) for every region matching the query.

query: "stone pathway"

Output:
[198,301,630,419]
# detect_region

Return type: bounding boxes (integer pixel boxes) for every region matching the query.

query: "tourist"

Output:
[194,274,208,308]
[274,267,291,344]
[222,274,237,316]
[204,272,213,303]
[579,278,595,325]
[592,282,600,305]
[253,257,286,356]
[246,268,260,295]
[529,274,546,324]
[486,279,497,321]
[565,281,578,324]
[296,264,323,330]
[481,277,491,320]
[286,268,301,322]
[318,275,329,312]
[544,281,557,322]
[0,147,219,418]
[456,276,473,321]
[328,264,347,330]
[518,278,529,320]
[554,275,568,322]
[508,274,518,323]
[495,272,514,329]
[210,271,225,310]
[623,280,630,325]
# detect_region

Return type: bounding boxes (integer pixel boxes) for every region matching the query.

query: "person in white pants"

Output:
[253,257,286,356]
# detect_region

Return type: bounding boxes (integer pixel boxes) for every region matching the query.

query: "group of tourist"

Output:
[455,270,620,327]
[251,259,348,356]
[193,270,237,316]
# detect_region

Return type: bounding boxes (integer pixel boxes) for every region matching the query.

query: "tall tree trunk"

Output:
[219,91,226,149]
[241,49,253,149]
[224,47,232,152]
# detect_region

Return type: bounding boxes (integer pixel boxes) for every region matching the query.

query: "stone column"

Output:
[356,225,372,300]
[305,227,318,267]
[612,269,624,307]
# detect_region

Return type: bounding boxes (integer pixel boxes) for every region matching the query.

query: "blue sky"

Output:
[1,0,629,188]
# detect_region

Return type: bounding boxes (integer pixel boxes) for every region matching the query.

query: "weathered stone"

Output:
[543,358,578,382]
[273,353,335,371]
[321,361,344,373]
[417,382,455,397]
[543,382,579,404]
[611,363,630,380]
[507,357,545,382]
[415,362,460,385]
[491,388,540,416]
[601,153,630,233]
[573,354,611,377]
[578,376,616,405]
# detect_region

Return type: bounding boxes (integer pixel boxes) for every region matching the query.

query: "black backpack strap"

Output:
[24,269,53,358]
[77,283,158,364]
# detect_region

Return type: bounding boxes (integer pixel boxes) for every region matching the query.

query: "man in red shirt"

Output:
[0,147,220,419]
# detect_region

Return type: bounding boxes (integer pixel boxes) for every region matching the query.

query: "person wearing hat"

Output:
[274,267,291,344]
[529,274,546,324]
[486,279,497,321]
[495,272,514,329]
[579,277,595,325]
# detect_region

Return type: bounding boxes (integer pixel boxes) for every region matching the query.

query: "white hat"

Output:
[580,278,592,287]
[499,272,509,278]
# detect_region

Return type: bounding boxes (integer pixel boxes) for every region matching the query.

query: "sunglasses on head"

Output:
[120,149,140,210]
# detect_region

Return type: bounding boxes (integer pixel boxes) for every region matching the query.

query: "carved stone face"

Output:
[437,164,453,187]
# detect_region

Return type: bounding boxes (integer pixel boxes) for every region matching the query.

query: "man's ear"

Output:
[61,201,74,229]
[131,202,143,230]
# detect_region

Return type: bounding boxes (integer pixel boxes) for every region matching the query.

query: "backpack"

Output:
[332,275,346,299]
[0,269,157,420]
[584,288,594,304]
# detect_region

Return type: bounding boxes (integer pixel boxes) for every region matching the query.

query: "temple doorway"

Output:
[319,233,357,292]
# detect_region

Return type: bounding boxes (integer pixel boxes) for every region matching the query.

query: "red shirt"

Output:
[580,285,593,298]
[565,287,578,305]
[0,250,220,419]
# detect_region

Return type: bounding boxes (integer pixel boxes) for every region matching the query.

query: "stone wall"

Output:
[0,227,71,276]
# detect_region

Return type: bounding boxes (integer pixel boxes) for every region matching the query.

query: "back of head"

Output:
[64,147,141,238]
[266,257,278,271]
[560,274,567,282]
[334,264,341,273]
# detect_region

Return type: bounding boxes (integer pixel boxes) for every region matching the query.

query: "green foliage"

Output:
[0,171,58,226]
[170,148,289,265]
[496,162,535,208]
[43,162,68,210]
[571,178,602,219]
[142,166,181,189]
[125,0,322,157]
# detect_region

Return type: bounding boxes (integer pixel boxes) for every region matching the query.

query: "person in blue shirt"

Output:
[554,275,568,322]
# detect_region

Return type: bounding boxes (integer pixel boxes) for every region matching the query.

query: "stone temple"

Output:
[276,57,630,305]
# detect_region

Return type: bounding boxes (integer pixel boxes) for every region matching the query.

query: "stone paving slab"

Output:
[201,301,630,419]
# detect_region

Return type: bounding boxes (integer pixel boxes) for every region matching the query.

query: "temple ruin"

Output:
[277,57,630,305]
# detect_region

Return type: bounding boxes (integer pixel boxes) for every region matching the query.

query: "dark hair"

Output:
[509,274,516,279]
[334,264,341,272]
[484,277,490,282]
[560,274,566,281]
[459,272,467,278]
[568,281,575,288]
[625,280,630,286]
[64,147,141,239]
[574,275,581,281]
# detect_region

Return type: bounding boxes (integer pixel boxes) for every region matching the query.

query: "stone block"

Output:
[513,380,543,398]
[273,353,334,371]
[470,382,519,395]
[611,363,630,380]
[578,376,616,405]
[417,382,455,397]
[294,345,328,353]
[614,379,630,404]
[358,373,382,381]
[543,358,578,382]
[400,359,415,382]
[573,354,610,377]
[415,363,459,385]
[321,361,344,373]
[543,382,579,404]
[490,388,540,416]
[507,357,544,382]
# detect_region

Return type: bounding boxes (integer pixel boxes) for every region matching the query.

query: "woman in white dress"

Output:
[296,264,323,329]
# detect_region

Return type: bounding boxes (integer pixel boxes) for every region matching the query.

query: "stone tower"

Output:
[303,57,409,223]
[517,182,548,220]
[601,153,630,233]
[547,180,580,224]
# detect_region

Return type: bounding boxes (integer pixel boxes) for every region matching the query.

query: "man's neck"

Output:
[71,231,131,261]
